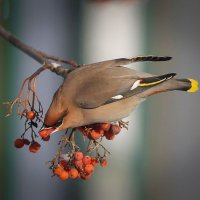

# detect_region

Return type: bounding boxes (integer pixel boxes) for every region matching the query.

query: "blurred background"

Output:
[0,0,200,200]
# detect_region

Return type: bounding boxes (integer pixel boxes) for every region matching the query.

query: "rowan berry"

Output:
[26,111,36,120]
[54,166,64,176]
[82,155,91,165]
[41,135,50,141]
[100,159,108,167]
[110,124,121,135]
[80,173,91,180]
[59,160,68,168]
[23,138,30,145]
[29,141,41,153]
[59,170,69,181]
[84,164,94,174]
[91,157,98,166]
[78,127,87,136]
[100,123,111,132]
[39,129,51,138]
[69,168,79,179]
[74,151,84,161]
[89,130,102,140]
[14,138,24,148]
[74,160,83,170]
[104,132,115,140]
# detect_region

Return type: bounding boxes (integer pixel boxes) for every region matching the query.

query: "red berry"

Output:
[26,111,36,120]
[39,129,51,138]
[84,164,94,174]
[80,173,91,180]
[74,160,83,170]
[14,138,24,148]
[77,127,87,136]
[29,142,41,153]
[104,132,115,140]
[100,123,111,131]
[41,135,50,141]
[74,151,84,161]
[91,157,98,166]
[89,130,102,140]
[23,138,30,145]
[59,160,68,168]
[82,156,91,165]
[100,159,108,167]
[110,124,121,135]
[69,168,79,179]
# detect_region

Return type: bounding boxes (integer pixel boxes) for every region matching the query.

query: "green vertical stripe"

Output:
[0,1,20,199]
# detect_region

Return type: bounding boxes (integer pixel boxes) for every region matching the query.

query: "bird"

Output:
[40,56,199,135]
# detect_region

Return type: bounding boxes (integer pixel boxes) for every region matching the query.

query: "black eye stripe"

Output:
[44,119,63,128]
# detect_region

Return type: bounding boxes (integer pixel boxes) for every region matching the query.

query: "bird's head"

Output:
[39,107,69,136]
[39,87,69,136]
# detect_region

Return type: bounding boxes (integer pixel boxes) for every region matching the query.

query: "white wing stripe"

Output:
[130,80,140,90]
[111,95,124,99]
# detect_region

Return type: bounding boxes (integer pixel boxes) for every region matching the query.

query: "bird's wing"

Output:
[74,66,138,109]
[83,56,172,68]
[74,66,176,109]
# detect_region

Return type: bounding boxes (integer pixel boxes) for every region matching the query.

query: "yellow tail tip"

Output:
[187,79,199,92]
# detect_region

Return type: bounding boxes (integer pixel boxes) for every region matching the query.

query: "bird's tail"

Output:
[176,78,199,92]
[136,74,199,97]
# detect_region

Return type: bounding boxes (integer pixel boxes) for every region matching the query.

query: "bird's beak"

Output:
[39,119,64,137]
[39,126,58,136]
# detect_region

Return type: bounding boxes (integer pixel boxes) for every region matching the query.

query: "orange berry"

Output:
[26,111,36,120]
[54,166,64,176]
[29,141,41,153]
[100,159,108,167]
[89,130,102,140]
[77,172,81,178]
[80,173,91,180]
[74,151,84,161]
[98,129,104,135]
[110,124,121,135]
[74,160,83,170]
[100,123,111,132]
[69,168,79,179]
[14,138,24,148]
[84,164,94,174]
[39,129,51,138]
[91,157,98,166]
[59,170,69,181]
[82,155,91,165]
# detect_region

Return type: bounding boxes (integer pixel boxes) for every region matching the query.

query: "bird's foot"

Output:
[118,120,129,130]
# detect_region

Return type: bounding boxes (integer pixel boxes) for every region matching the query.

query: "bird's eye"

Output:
[53,119,63,128]
[43,119,63,129]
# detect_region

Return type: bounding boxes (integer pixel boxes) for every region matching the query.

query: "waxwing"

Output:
[40,56,198,134]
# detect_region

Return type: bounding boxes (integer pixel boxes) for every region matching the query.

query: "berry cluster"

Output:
[52,151,108,181]
[12,106,127,181]
[78,123,121,141]
[4,74,128,181]
[15,138,41,153]
[13,110,46,153]
[47,122,127,181]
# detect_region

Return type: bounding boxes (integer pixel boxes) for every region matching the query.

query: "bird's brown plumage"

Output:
[42,56,198,133]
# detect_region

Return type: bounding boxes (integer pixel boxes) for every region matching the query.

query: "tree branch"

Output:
[0,25,75,77]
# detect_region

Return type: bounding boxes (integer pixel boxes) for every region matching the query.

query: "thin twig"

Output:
[0,25,72,77]
[38,51,78,67]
